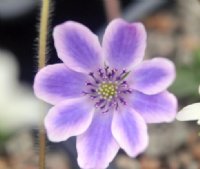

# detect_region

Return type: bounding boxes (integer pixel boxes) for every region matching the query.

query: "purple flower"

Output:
[34,19,177,169]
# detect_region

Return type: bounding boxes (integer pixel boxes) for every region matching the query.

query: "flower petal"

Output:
[45,98,94,142]
[77,111,119,169]
[53,21,103,73]
[129,91,177,123]
[199,85,200,95]
[176,103,200,123]
[129,58,175,94]
[112,108,148,157]
[102,18,147,69]
[34,64,87,105]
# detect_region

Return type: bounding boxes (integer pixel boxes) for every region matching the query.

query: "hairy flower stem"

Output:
[38,0,50,168]
[39,0,50,69]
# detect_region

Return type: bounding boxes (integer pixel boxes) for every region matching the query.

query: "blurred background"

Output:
[1,0,200,168]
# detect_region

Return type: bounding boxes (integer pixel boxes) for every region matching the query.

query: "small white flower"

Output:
[0,50,47,133]
[176,85,200,124]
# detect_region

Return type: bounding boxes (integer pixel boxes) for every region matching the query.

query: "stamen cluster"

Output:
[97,82,117,100]
[83,66,132,113]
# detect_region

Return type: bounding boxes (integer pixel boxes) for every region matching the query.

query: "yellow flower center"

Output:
[97,82,117,100]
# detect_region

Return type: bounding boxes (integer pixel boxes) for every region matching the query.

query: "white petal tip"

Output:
[176,103,200,122]
[199,85,200,95]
